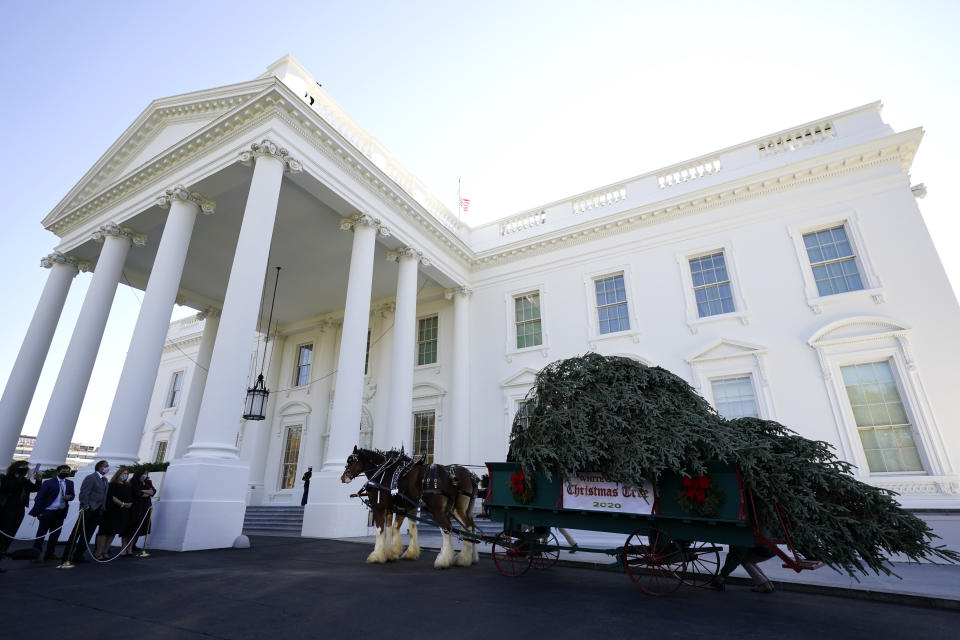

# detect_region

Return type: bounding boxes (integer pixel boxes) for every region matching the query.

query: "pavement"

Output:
[343,523,960,610]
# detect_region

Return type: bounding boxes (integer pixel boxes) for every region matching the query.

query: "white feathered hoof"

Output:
[434,534,456,569]
[455,540,475,567]
[401,544,421,560]
[366,548,388,564]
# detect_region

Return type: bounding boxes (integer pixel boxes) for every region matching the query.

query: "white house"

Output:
[2,55,957,551]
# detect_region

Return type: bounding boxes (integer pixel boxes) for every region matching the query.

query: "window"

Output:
[711,376,758,419]
[594,274,630,334]
[689,252,735,318]
[153,440,168,464]
[841,361,922,473]
[279,425,303,489]
[412,410,435,464]
[294,344,313,387]
[802,225,863,297]
[166,371,184,408]
[514,293,542,349]
[515,400,536,430]
[417,315,438,365]
[364,330,371,375]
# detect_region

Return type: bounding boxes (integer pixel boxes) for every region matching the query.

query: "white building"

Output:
[2,55,958,551]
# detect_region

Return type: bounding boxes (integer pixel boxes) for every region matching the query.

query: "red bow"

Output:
[683,476,710,502]
[510,471,526,495]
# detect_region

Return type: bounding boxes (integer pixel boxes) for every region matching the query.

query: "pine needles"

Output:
[507,353,959,577]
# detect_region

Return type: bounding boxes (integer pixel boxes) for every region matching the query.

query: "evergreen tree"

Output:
[508,353,959,577]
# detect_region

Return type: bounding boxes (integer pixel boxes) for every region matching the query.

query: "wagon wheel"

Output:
[622,527,685,596]
[531,530,560,570]
[678,540,721,588]
[491,532,533,577]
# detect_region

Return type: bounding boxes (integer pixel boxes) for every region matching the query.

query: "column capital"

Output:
[340,213,391,237]
[196,306,222,321]
[444,286,473,300]
[40,252,81,274]
[158,185,216,215]
[92,223,147,247]
[372,302,395,318]
[386,246,421,262]
[239,138,302,173]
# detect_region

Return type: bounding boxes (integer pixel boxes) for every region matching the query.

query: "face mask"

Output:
[58,472,69,479]
[143,475,149,481]
[16,468,27,475]
[120,474,129,481]
[101,468,110,475]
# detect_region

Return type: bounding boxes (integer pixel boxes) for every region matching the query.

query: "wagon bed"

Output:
[484,461,822,595]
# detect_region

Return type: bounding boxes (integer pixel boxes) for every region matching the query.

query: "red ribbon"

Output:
[510,471,526,495]
[683,475,710,502]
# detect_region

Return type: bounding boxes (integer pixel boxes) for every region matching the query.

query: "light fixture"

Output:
[244,266,281,420]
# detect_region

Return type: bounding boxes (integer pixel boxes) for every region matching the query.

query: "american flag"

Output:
[459,198,471,212]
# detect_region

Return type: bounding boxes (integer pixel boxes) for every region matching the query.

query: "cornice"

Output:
[469,131,921,268]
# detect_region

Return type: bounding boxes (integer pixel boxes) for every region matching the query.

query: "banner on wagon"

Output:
[562,472,655,515]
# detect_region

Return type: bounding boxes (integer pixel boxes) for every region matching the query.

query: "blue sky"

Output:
[1,0,958,445]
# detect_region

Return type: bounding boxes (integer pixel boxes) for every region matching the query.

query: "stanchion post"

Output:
[57,509,84,570]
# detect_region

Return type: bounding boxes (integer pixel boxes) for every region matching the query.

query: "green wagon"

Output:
[484,461,822,595]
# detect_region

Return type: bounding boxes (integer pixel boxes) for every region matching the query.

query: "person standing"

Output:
[62,460,110,564]
[29,465,75,562]
[301,466,312,506]
[97,467,133,559]
[129,468,156,553]
[710,545,777,593]
[0,460,42,572]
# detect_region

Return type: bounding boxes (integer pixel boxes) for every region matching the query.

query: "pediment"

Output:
[42,77,276,230]
[278,401,312,416]
[686,339,766,363]
[150,420,175,434]
[413,382,447,398]
[501,368,540,388]
[809,316,910,346]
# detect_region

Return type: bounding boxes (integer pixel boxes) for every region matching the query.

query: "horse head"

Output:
[341,446,384,483]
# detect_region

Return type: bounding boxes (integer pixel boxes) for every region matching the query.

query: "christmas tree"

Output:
[507,353,959,577]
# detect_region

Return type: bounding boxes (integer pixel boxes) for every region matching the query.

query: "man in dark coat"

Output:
[30,465,74,562]
[301,467,312,506]
[61,460,109,564]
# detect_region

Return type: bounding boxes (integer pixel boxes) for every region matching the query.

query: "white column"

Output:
[188,143,295,459]
[152,139,300,552]
[98,187,214,467]
[446,287,472,463]
[322,214,384,470]
[30,225,143,467]
[303,213,385,539]
[384,248,422,451]
[0,253,82,464]
[171,308,220,460]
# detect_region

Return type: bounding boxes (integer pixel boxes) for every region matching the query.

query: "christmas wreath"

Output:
[509,470,536,504]
[677,475,725,517]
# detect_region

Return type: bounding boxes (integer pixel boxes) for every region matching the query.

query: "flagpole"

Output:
[457,177,462,222]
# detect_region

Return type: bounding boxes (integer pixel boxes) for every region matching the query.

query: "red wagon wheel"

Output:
[531,530,560,570]
[622,527,685,596]
[679,540,721,588]
[491,532,533,577]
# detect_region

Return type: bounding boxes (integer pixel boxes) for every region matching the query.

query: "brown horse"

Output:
[341,446,480,569]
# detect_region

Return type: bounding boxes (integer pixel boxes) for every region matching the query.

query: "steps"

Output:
[242,506,304,537]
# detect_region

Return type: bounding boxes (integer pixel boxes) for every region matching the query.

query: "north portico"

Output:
[4,55,959,552]
[0,55,474,548]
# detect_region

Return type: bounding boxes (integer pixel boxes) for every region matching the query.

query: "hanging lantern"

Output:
[243,266,281,421]
[243,374,269,420]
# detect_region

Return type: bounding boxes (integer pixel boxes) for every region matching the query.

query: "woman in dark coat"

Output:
[0,460,41,571]
[96,467,133,559]
[129,468,156,550]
